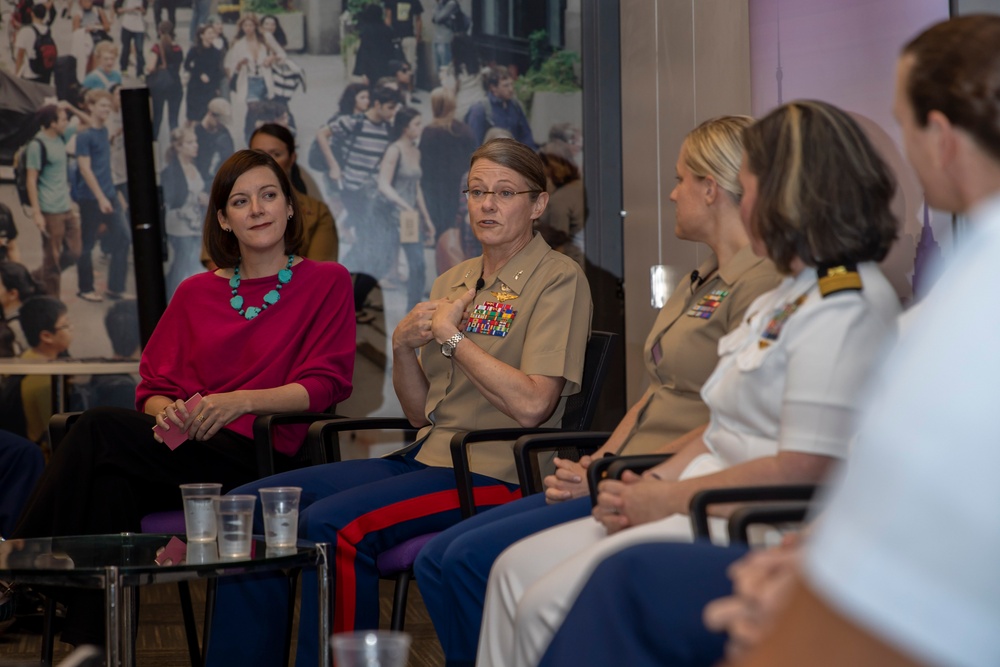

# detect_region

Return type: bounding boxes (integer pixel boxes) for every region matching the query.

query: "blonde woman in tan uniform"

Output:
[414,115,781,666]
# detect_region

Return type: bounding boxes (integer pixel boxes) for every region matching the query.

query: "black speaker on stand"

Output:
[120,87,166,348]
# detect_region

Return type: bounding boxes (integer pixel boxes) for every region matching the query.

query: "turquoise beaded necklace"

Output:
[229,254,294,320]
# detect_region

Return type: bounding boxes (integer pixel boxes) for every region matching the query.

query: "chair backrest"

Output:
[559,331,617,431]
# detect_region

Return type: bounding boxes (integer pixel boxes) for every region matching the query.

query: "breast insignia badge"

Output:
[491,283,518,302]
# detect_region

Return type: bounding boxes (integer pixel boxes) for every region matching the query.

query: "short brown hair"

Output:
[743,100,898,274]
[469,138,546,198]
[203,150,303,268]
[902,15,1000,163]
[483,65,512,92]
[539,141,580,188]
[36,104,61,129]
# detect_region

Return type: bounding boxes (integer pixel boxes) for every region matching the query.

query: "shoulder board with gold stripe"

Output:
[818,264,862,297]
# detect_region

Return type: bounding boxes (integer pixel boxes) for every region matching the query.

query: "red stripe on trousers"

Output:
[333,484,521,631]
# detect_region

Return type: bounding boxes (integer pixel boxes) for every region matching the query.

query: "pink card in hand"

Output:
[155,536,187,566]
[153,393,203,450]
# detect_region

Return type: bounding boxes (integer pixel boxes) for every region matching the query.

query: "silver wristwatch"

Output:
[441,331,465,357]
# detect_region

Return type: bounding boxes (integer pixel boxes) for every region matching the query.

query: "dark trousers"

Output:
[151,82,183,139]
[76,198,112,293]
[153,0,177,27]
[0,430,44,538]
[13,407,259,644]
[77,198,129,294]
[538,541,749,667]
[119,28,144,75]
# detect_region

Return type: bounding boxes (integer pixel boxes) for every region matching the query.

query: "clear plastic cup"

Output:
[213,495,256,559]
[185,541,218,564]
[258,486,301,548]
[179,483,222,542]
[332,631,411,667]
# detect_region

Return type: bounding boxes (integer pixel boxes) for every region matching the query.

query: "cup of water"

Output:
[332,631,411,667]
[213,495,256,559]
[258,487,301,548]
[179,483,222,542]
[186,541,218,564]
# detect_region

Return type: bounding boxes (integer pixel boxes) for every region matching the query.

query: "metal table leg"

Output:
[316,543,330,667]
[122,585,136,667]
[105,566,121,667]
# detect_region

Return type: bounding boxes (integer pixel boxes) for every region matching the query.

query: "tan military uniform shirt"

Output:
[619,245,780,454]
[411,233,592,484]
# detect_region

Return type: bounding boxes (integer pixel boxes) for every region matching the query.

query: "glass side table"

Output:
[0,534,330,667]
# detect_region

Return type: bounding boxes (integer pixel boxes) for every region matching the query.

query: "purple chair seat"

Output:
[140,510,186,535]
[376,533,440,576]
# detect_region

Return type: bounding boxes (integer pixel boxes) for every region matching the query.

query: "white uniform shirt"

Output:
[806,193,1000,667]
[699,262,900,471]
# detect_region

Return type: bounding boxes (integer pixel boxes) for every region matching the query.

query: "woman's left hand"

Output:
[187,392,251,441]
[430,287,476,344]
[594,471,679,534]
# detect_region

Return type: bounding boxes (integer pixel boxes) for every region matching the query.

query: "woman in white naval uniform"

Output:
[477,99,903,667]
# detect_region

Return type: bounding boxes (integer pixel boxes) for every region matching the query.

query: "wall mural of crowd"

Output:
[0,0,586,448]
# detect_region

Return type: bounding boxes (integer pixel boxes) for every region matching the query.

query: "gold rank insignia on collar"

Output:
[491,283,518,302]
[818,263,862,297]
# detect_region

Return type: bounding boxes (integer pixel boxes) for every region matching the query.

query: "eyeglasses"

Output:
[54,323,74,332]
[463,189,542,202]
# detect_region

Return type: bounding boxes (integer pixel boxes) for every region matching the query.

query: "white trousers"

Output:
[477,453,727,667]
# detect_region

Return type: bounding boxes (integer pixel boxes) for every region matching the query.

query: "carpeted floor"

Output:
[0,580,443,666]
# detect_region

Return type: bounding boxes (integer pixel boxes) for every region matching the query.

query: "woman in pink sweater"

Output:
[12,150,355,646]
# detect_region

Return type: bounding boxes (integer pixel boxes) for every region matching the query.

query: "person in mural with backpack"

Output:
[315,84,400,229]
[22,102,87,299]
[466,65,537,149]
[14,3,58,85]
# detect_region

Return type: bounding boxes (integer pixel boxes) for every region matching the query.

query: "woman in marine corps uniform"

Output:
[206,138,592,667]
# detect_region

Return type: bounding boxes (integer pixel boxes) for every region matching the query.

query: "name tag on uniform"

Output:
[466,301,516,337]
[687,290,728,319]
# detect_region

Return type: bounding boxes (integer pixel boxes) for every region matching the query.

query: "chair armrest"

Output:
[688,485,820,541]
[449,427,569,519]
[586,454,672,506]
[252,411,347,477]
[513,432,612,497]
[48,412,85,453]
[728,502,812,544]
[305,417,417,467]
